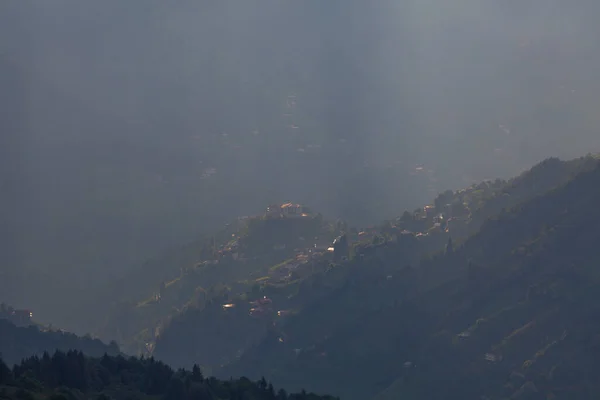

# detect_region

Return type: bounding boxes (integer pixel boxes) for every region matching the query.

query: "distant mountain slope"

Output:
[15,154,591,399]
[138,157,595,380]
[97,212,337,356]
[368,160,600,399]
[467,155,600,230]
[3,0,600,334]
[218,159,600,399]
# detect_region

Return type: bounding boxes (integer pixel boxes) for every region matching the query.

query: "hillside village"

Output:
[143,186,495,355]
[7,2,600,398]
[5,156,600,400]
[165,157,600,342]
[5,163,545,358]
[100,181,511,357]
[32,155,598,386]
[10,157,585,362]
[0,304,33,327]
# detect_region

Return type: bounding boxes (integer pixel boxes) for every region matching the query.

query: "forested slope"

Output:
[221,160,600,399]
[0,352,337,400]
[0,319,120,367]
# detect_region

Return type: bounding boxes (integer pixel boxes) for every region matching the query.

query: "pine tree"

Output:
[258,376,268,391]
[191,364,204,382]
[267,383,276,399]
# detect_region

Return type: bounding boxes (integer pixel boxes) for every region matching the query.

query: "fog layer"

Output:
[1,0,600,326]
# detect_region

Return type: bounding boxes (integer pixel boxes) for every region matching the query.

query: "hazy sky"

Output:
[2,0,600,325]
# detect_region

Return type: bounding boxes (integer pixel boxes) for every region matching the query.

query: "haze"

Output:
[2,0,600,329]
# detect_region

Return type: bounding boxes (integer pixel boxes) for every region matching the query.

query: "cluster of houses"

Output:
[215,238,245,262]
[268,243,338,284]
[197,203,316,268]
[249,296,273,317]
[395,196,472,239]
[221,295,292,320]
[0,304,33,327]
[214,199,472,321]
[269,260,307,283]
[265,203,312,219]
[196,237,249,268]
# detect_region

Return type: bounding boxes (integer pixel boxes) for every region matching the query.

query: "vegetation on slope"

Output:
[218,158,600,399]
[0,352,337,400]
[31,154,594,399]
[99,213,335,355]
[146,156,595,369]
[0,319,120,368]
